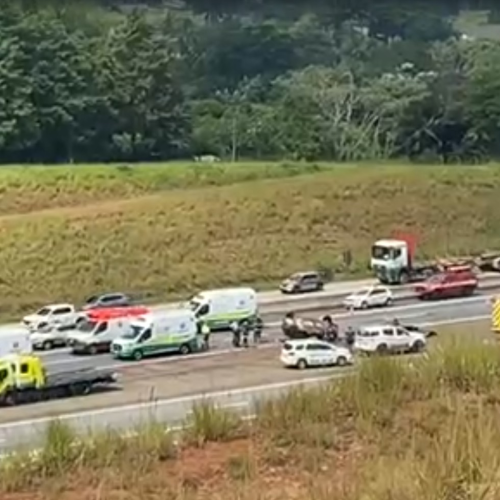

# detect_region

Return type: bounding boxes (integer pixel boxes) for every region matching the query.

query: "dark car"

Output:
[82,292,132,310]
[280,272,324,294]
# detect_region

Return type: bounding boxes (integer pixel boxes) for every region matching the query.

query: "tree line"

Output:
[2,1,500,163]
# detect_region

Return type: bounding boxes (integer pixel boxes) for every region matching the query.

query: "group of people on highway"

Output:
[196,314,404,352]
[195,317,264,351]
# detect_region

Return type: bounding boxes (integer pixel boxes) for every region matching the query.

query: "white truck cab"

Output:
[22,304,79,332]
[111,309,199,361]
[189,287,259,330]
[371,239,411,282]
[354,324,426,355]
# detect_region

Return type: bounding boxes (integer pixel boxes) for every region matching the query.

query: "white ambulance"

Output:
[111,309,199,361]
[189,287,259,330]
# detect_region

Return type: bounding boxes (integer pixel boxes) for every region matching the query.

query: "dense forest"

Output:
[2,0,500,163]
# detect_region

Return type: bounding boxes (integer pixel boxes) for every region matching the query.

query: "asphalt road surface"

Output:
[0,291,492,455]
[37,291,492,373]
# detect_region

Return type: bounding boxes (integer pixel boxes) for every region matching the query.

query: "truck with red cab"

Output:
[414,265,478,300]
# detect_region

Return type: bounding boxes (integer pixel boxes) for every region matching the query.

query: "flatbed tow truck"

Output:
[0,353,118,406]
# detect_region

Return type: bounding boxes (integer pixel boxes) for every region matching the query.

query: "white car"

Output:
[22,304,80,332]
[280,338,354,370]
[354,324,426,355]
[342,286,393,310]
[30,330,69,351]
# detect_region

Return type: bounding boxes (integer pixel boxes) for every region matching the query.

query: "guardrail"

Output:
[260,276,500,315]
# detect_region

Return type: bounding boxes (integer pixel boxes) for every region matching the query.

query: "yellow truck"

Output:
[0,353,118,406]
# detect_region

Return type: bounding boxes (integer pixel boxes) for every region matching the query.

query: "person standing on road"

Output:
[241,320,250,348]
[231,321,241,347]
[345,326,356,350]
[251,316,263,345]
[201,321,211,350]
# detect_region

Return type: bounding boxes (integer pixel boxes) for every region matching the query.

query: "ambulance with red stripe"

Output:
[67,306,149,355]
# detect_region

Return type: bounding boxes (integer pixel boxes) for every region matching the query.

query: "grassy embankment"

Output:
[2,329,500,500]
[1,162,500,318]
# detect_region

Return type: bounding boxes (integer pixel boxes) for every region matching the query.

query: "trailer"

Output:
[0,353,118,406]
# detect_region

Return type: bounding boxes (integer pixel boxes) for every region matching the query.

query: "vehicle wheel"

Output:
[89,345,98,356]
[361,301,368,309]
[317,283,324,291]
[385,297,393,306]
[336,356,347,367]
[4,392,17,406]
[133,350,143,361]
[180,344,191,355]
[43,340,53,351]
[71,382,91,396]
[297,359,308,370]
[399,272,409,285]
[376,344,388,355]
[412,340,425,353]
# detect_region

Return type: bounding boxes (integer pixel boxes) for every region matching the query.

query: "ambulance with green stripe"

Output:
[110,309,200,361]
[189,287,259,330]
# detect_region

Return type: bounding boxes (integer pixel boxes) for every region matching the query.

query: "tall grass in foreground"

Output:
[3,338,500,499]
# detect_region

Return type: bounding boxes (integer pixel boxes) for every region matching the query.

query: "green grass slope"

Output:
[0,163,499,317]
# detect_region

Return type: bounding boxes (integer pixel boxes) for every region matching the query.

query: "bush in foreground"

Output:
[3,338,500,499]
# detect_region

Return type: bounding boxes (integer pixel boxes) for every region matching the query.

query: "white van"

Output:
[67,316,132,355]
[189,287,259,330]
[111,309,199,361]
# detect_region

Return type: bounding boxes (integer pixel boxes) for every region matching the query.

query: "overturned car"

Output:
[281,312,338,341]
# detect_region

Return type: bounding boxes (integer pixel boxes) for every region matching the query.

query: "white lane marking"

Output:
[185,401,249,415]
[0,374,346,431]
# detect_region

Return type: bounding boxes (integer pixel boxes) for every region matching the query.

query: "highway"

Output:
[38,288,493,372]
[0,289,493,456]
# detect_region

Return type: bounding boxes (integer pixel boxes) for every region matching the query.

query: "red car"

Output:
[414,265,478,300]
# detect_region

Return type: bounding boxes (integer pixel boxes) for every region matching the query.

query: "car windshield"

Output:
[77,320,98,333]
[283,342,294,350]
[371,245,391,259]
[354,288,371,296]
[121,324,144,339]
[85,296,98,304]
[36,307,51,316]
[289,274,302,281]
